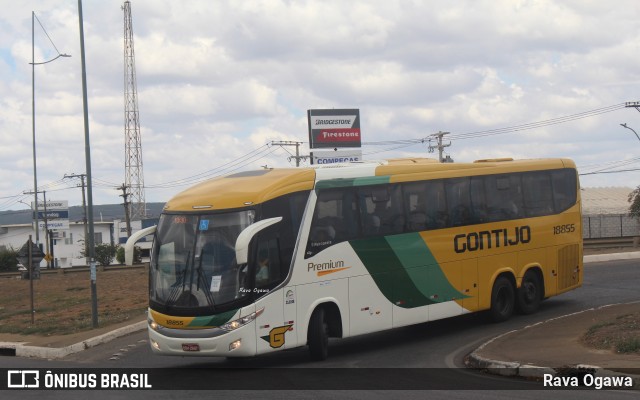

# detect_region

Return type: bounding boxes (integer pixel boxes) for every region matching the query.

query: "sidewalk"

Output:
[466,251,640,389]
[466,302,640,388]
[0,317,146,359]
[0,251,638,389]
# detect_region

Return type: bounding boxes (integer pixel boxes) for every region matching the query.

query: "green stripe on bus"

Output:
[350,233,467,308]
[386,234,469,302]
[188,309,238,328]
[315,176,391,190]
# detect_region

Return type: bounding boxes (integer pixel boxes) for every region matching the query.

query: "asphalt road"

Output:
[2,259,639,399]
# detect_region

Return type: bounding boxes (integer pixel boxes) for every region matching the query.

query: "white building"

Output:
[0,221,114,268]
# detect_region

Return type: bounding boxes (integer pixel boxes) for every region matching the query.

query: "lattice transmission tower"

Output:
[123,0,146,219]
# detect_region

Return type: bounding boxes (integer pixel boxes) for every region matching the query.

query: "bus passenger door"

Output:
[254,291,286,354]
[253,237,291,354]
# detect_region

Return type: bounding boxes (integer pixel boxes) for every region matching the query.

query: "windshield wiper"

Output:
[196,249,216,308]
[166,250,191,307]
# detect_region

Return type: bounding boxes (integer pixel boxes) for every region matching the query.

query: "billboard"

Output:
[307,108,361,149]
[32,200,69,230]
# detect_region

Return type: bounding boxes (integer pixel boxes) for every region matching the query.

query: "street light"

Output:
[620,123,640,142]
[30,11,71,245]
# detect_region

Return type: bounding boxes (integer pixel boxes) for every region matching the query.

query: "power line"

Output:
[145,144,274,189]
[579,168,640,176]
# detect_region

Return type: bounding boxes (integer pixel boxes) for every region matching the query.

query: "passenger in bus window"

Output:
[256,251,270,284]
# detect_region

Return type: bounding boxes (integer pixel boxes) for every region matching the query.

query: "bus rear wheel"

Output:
[517,270,542,315]
[490,276,515,322]
[308,307,329,361]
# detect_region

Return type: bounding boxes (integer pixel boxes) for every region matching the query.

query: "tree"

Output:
[116,246,141,265]
[93,243,119,267]
[629,187,640,218]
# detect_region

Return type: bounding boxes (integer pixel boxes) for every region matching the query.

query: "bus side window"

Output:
[470,176,488,223]
[522,172,554,217]
[389,184,405,234]
[254,237,281,290]
[402,182,428,232]
[446,178,472,227]
[305,188,357,258]
[425,180,447,228]
[358,186,393,236]
[551,169,577,212]
[260,191,309,280]
[485,174,523,222]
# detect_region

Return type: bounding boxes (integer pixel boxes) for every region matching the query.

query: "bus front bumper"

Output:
[148,323,258,357]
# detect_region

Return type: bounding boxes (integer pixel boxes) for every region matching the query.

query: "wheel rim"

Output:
[496,286,509,313]
[522,280,537,304]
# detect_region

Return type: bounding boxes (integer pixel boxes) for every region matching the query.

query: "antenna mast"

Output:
[123,0,146,219]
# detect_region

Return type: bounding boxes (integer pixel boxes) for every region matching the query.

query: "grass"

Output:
[0,267,148,336]
[582,312,640,354]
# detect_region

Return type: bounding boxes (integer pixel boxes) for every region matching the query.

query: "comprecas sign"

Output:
[307,108,361,149]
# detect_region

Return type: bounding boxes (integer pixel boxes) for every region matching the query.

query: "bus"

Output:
[125,157,582,360]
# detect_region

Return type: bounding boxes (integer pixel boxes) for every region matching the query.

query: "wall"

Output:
[582,214,640,239]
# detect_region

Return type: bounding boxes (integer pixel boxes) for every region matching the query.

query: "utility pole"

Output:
[428,131,451,163]
[64,173,88,259]
[41,190,51,269]
[78,0,98,329]
[625,101,640,113]
[271,141,308,167]
[118,183,132,237]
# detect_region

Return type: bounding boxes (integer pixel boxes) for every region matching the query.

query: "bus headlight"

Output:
[220,308,264,332]
[149,318,163,332]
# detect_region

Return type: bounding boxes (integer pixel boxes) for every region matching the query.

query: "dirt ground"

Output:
[581,311,640,354]
[0,266,147,336]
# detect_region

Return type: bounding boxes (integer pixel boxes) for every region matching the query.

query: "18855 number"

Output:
[553,223,575,235]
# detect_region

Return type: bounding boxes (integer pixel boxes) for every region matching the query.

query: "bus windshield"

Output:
[150,210,255,314]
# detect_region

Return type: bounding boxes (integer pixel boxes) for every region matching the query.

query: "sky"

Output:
[1,0,640,212]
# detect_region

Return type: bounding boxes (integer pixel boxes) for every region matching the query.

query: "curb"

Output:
[0,321,147,359]
[584,251,640,263]
[466,304,640,390]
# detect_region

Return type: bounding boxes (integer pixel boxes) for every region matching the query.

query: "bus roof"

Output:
[163,158,576,211]
[164,168,316,211]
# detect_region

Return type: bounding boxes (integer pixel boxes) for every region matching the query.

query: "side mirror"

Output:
[124,225,156,265]
[235,217,282,264]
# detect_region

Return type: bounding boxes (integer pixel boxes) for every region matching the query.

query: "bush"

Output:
[115,246,141,264]
[94,243,119,267]
[0,247,18,272]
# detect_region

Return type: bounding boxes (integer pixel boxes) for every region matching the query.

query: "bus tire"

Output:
[308,307,329,361]
[490,276,515,322]
[517,270,542,315]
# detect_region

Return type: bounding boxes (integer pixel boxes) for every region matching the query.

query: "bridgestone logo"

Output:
[316,119,352,125]
[311,115,357,130]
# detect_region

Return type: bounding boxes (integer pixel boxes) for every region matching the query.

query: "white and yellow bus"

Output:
[126,157,582,360]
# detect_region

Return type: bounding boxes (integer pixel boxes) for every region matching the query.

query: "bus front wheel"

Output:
[490,276,515,322]
[517,270,542,315]
[308,307,329,361]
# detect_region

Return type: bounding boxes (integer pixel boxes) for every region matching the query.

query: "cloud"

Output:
[1,0,640,209]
